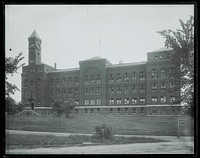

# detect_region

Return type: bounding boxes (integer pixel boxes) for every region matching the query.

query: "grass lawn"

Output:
[6,115,194,136]
[6,133,169,149]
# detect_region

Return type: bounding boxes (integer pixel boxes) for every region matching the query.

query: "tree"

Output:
[5,52,24,97]
[157,16,194,117]
[5,52,25,117]
[64,100,75,118]
[52,101,66,127]
[5,97,24,118]
[52,100,75,127]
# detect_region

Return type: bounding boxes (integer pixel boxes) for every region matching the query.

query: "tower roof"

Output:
[29,30,40,39]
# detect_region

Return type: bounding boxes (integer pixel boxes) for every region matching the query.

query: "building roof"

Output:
[29,30,41,39]
[151,47,173,52]
[107,61,146,68]
[83,56,104,61]
[49,67,79,73]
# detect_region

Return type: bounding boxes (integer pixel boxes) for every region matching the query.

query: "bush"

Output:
[94,124,113,140]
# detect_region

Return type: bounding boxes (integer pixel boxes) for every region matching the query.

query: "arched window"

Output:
[74,77,79,85]
[124,73,129,82]
[84,76,89,84]
[116,73,122,82]
[109,74,114,83]
[96,75,101,83]
[139,72,145,81]
[160,69,167,79]
[131,72,137,81]
[151,69,158,79]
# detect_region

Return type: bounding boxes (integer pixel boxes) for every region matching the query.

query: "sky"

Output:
[5,5,194,102]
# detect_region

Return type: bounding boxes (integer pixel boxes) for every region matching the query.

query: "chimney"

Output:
[54,63,57,70]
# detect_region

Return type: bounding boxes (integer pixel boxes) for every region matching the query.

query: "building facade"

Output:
[21,30,181,116]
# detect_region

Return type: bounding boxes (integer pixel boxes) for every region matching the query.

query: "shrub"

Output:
[94,124,113,140]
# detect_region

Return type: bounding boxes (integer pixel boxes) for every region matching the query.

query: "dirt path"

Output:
[5,130,194,154]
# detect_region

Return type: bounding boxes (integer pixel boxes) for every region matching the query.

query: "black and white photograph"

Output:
[5,4,195,155]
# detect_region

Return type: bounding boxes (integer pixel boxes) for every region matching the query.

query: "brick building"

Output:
[21,30,181,116]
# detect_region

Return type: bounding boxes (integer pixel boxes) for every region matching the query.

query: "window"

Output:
[124,98,129,104]
[152,83,157,90]
[62,78,66,85]
[116,74,122,82]
[131,98,137,104]
[91,87,95,95]
[155,56,158,60]
[124,85,129,94]
[96,75,101,83]
[116,86,122,94]
[90,75,95,83]
[131,85,137,93]
[117,108,120,114]
[125,108,128,114]
[140,98,145,104]
[109,98,114,105]
[109,74,114,83]
[170,96,176,103]
[161,82,167,89]
[84,88,89,95]
[97,108,100,114]
[74,88,79,94]
[131,73,137,81]
[84,76,89,84]
[151,97,158,103]
[85,108,88,113]
[51,79,54,85]
[25,90,28,98]
[109,86,114,94]
[169,82,175,88]
[139,72,145,81]
[62,89,67,95]
[84,100,89,105]
[24,79,28,86]
[91,108,94,113]
[140,107,145,114]
[56,78,60,85]
[124,73,130,82]
[75,109,78,114]
[152,69,158,79]
[30,80,33,86]
[161,96,167,103]
[161,69,167,79]
[96,99,101,105]
[117,98,122,105]
[152,107,157,114]
[37,78,41,86]
[56,89,60,96]
[90,99,95,105]
[160,55,163,59]
[140,85,145,93]
[109,108,113,114]
[132,108,136,114]
[68,77,73,86]
[74,77,79,85]
[75,100,79,105]
[171,106,176,114]
[96,87,101,95]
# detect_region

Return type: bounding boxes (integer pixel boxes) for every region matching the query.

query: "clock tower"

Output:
[28,30,42,65]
